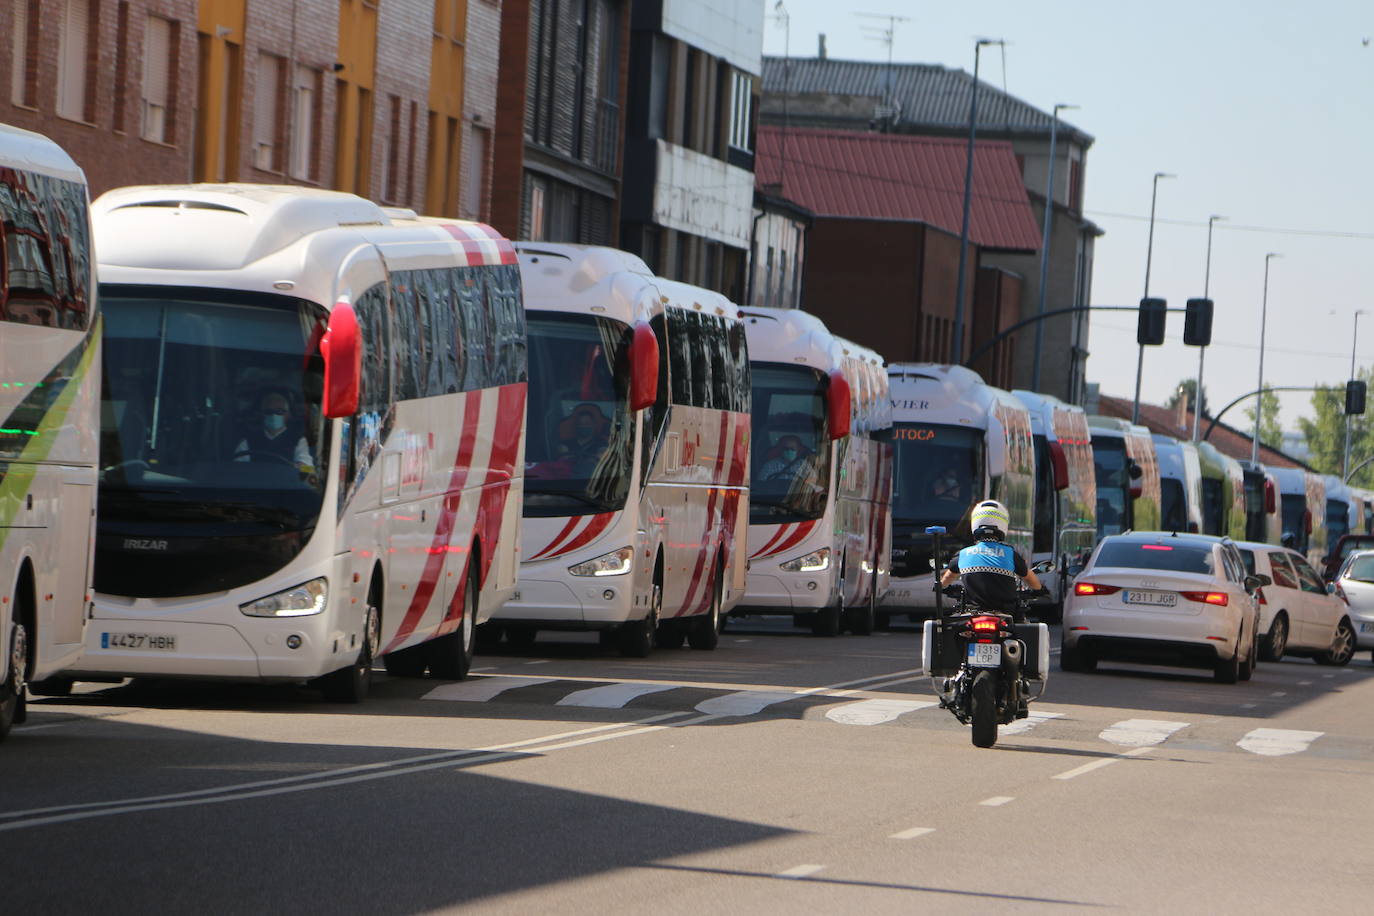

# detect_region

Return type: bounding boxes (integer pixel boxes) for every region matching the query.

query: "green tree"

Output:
[1243,382,1283,451]
[1299,366,1374,486]
[1167,378,1209,417]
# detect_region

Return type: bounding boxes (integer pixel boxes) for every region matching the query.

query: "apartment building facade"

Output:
[4,0,501,221]
[618,0,763,301]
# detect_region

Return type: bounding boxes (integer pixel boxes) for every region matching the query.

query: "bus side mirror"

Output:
[321,302,361,419]
[630,321,659,412]
[1264,478,1277,514]
[826,370,851,440]
[1127,460,1143,480]
[1048,440,1070,491]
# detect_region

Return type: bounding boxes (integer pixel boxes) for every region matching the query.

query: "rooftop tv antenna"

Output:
[857,12,909,130]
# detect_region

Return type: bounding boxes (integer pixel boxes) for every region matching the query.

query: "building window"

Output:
[57,0,95,123]
[253,54,283,171]
[528,178,546,241]
[729,72,753,152]
[111,2,130,129]
[289,65,319,181]
[11,0,38,108]
[1069,156,1083,213]
[382,94,401,203]
[141,15,173,143]
[462,124,490,221]
[681,48,698,150]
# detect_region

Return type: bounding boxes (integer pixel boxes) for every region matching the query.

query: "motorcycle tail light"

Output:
[1074,582,1121,596]
[1180,591,1229,606]
[970,615,1001,633]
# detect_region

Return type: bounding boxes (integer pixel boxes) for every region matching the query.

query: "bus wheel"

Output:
[383,643,427,678]
[619,580,660,658]
[811,603,842,638]
[844,579,877,636]
[0,621,28,741]
[655,621,685,649]
[687,567,722,650]
[426,569,478,680]
[321,600,379,703]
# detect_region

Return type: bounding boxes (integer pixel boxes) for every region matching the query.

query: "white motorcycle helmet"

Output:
[970,499,1010,540]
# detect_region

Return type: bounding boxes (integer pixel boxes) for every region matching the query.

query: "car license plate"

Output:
[968,643,1001,667]
[1361,622,1374,634]
[1123,590,1177,607]
[101,632,177,651]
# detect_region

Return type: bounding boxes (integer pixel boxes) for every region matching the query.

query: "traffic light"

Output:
[1136,298,1167,346]
[1183,298,1214,347]
[1346,379,1366,416]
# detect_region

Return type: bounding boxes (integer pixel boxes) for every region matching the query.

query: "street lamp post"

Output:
[1132,171,1175,423]
[1192,214,1225,441]
[1031,103,1078,392]
[951,37,1004,365]
[1344,309,1367,480]
[1253,252,1281,465]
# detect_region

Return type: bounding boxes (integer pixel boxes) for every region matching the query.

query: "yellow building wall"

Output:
[194,0,247,182]
[427,0,466,216]
[335,0,379,196]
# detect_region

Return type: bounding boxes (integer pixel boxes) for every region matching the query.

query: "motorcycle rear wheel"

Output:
[970,670,998,748]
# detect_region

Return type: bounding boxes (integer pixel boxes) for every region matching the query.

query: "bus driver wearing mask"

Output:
[234,390,313,473]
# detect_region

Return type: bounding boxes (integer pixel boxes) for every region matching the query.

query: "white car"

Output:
[1237,541,1356,665]
[1062,533,1261,683]
[1334,549,1374,663]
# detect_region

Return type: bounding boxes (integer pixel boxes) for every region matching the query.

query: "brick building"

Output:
[4,0,500,221]
[489,0,631,245]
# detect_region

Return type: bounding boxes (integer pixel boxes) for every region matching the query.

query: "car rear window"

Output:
[1095,541,1214,574]
[1345,555,1374,583]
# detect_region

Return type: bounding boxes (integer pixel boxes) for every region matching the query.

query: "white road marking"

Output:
[979,796,1015,807]
[1001,711,1064,735]
[1053,746,1153,781]
[556,682,680,709]
[524,660,550,666]
[1270,691,1287,697]
[1323,674,1335,679]
[696,690,796,716]
[889,827,935,840]
[1241,703,1257,709]
[0,713,694,832]
[422,676,555,702]
[1340,668,1355,674]
[1298,680,1313,686]
[732,639,753,644]
[824,698,937,726]
[1237,728,1324,757]
[1099,719,1188,748]
[777,864,826,879]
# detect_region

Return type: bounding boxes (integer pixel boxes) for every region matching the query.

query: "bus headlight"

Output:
[569,547,634,577]
[240,578,328,617]
[780,547,830,573]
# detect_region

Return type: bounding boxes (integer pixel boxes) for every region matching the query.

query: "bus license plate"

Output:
[101,632,177,651]
[968,643,1001,667]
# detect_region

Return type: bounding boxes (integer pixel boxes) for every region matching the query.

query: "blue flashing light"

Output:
[925,526,947,536]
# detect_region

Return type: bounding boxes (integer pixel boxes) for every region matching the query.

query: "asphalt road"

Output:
[5,617,1373,914]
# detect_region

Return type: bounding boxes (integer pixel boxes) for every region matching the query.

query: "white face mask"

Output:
[264,413,286,433]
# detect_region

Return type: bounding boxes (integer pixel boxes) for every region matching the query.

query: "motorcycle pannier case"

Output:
[921,619,971,677]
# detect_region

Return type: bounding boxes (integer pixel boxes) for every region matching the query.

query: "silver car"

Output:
[1335,549,1374,662]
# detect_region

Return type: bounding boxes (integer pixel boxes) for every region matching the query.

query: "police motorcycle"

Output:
[921,525,1053,748]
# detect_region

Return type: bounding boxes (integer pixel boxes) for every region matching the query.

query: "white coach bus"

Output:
[491,245,750,655]
[734,306,892,636]
[1014,390,1097,619]
[0,125,100,740]
[62,184,526,702]
[884,365,1034,616]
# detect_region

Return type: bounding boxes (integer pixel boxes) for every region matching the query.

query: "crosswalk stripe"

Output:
[824,699,937,726]
[1099,719,1189,748]
[1001,711,1063,735]
[696,690,797,717]
[556,683,680,709]
[422,677,555,702]
[1237,728,1324,757]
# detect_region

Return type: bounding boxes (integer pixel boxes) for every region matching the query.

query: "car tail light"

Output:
[1074,582,1121,596]
[970,615,1001,633]
[1180,591,1229,606]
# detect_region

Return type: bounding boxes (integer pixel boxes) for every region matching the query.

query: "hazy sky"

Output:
[761,0,1374,432]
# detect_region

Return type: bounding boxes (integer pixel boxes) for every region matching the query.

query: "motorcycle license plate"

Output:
[967,643,1001,667]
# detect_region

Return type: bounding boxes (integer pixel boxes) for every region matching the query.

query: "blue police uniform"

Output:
[947,540,1028,609]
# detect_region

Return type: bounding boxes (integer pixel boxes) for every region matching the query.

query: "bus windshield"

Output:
[1327,499,1350,544]
[891,423,983,528]
[1160,477,1186,532]
[750,364,830,523]
[95,285,330,597]
[1281,493,1307,549]
[1093,438,1128,537]
[523,311,634,517]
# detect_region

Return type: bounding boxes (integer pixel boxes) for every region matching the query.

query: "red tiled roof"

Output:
[1097,395,1309,470]
[754,126,1043,251]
